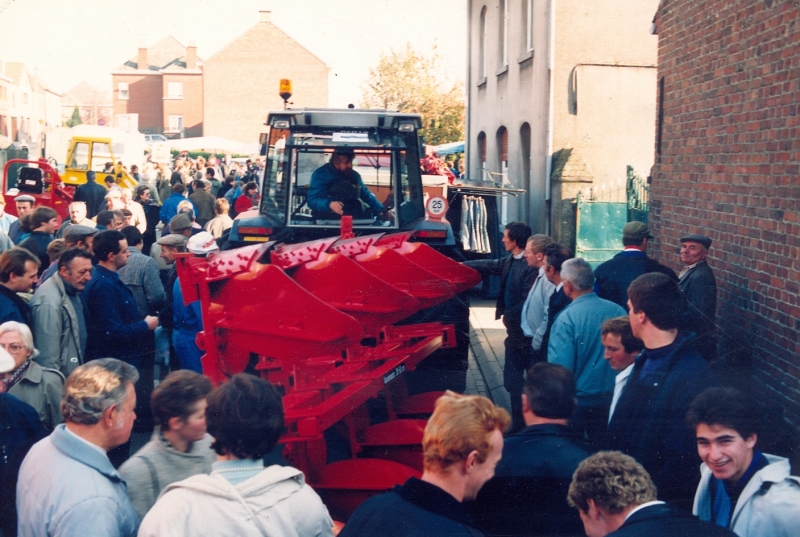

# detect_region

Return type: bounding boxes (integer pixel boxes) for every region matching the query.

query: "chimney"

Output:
[260,10,271,23]
[137,47,148,70]
[186,46,197,69]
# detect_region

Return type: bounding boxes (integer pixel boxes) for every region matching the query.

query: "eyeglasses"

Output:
[0,343,26,353]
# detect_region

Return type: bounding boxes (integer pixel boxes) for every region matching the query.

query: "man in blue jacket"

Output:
[548,258,626,444]
[159,183,196,225]
[606,272,720,510]
[307,148,384,220]
[16,358,140,537]
[594,222,677,309]
[472,363,595,536]
[83,231,159,368]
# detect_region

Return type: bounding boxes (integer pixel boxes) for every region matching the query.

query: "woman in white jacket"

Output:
[139,374,333,537]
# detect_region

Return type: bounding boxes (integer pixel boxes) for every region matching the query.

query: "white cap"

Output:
[187,231,219,255]
[0,346,15,374]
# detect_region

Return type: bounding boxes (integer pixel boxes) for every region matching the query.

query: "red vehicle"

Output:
[2,158,72,219]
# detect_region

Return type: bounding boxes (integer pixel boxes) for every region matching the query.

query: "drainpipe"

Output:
[465,0,473,182]
[544,0,556,235]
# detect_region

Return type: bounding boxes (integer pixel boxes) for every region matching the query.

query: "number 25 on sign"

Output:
[426,195,448,220]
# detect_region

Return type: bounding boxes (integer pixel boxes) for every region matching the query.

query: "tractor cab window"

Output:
[91,142,112,173]
[70,142,89,170]
[259,127,288,222]
[288,147,397,228]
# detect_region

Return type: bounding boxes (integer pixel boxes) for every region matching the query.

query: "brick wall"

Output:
[204,22,328,143]
[650,0,800,423]
[162,72,203,137]
[113,74,163,132]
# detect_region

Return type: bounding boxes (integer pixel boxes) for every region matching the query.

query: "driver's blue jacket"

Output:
[307,163,384,214]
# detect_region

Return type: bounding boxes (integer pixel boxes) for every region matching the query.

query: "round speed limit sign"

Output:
[426,195,449,220]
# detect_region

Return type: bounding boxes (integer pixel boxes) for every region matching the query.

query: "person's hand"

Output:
[145,316,159,330]
[329,201,344,215]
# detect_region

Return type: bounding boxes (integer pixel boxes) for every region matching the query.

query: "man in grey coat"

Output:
[16,358,140,537]
[678,234,717,361]
[29,249,94,377]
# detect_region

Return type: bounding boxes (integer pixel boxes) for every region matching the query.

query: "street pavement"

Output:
[465,298,511,414]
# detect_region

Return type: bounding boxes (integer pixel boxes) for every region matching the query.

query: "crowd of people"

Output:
[0,158,798,536]
[459,221,799,536]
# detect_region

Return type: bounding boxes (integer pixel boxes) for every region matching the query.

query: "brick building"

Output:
[650,1,800,423]
[110,10,328,143]
[111,37,204,137]
[203,10,329,143]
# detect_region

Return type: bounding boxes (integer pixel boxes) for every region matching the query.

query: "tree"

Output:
[66,106,82,128]
[361,44,464,146]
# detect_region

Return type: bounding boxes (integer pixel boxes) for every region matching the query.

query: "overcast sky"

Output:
[0,0,466,107]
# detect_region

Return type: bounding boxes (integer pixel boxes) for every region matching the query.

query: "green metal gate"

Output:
[575,166,650,268]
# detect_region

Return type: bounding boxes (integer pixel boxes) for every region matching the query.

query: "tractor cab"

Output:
[230,108,454,246]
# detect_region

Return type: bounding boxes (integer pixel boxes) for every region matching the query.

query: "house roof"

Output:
[61,81,111,106]
[116,36,203,72]
[4,62,25,85]
[204,19,327,69]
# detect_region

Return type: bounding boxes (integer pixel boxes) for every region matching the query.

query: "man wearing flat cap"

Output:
[168,213,194,238]
[594,222,678,309]
[9,194,35,244]
[678,234,717,361]
[37,225,98,286]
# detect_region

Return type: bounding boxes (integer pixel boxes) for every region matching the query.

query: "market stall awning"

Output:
[431,141,464,156]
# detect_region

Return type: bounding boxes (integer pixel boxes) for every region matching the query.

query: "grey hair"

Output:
[61,358,139,424]
[561,258,595,292]
[0,320,39,360]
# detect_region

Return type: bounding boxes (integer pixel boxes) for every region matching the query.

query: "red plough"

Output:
[174,228,481,519]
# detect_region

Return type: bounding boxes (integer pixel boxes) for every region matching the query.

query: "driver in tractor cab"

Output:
[307,148,385,221]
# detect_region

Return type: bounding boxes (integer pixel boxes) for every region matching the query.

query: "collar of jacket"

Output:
[631,330,698,382]
[50,424,124,483]
[395,477,477,528]
[512,423,579,439]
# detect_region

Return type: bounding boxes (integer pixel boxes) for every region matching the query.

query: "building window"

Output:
[168,115,184,132]
[167,82,183,99]
[525,0,534,51]
[478,131,487,182]
[118,82,129,100]
[22,93,28,105]
[499,0,508,66]
[479,7,487,80]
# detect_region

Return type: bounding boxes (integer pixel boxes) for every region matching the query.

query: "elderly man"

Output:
[55,201,96,239]
[520,234,555,364]
[8,194,35,244]
[466,222,537,430]
[341,392,510,536]
[39,224,98,286]
[567,451,735,537]
[548,258,626,443]
[678,234,717,361]
[0,247,39,325]
[472,363,595,537]
[689,387,800,536]
[29,248,94,378]
[594,222,677,309]
[607,273,719,509]
[73,170,107,219]
[16,358,140,537]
